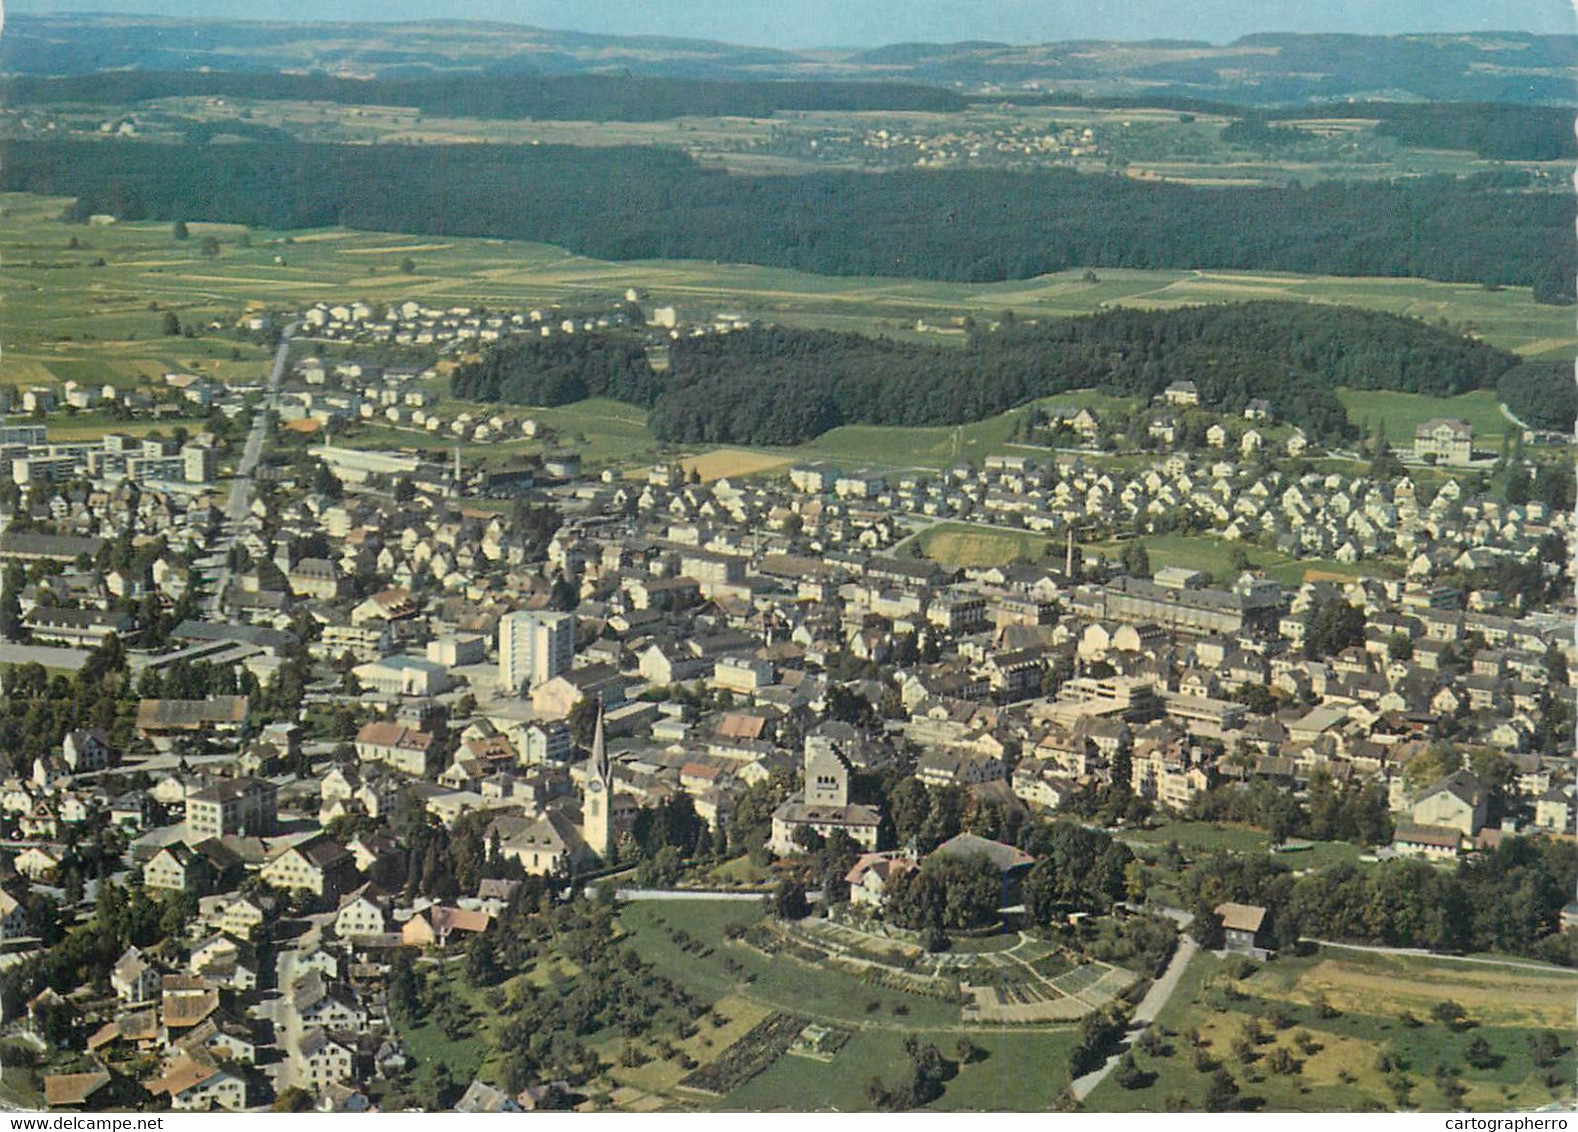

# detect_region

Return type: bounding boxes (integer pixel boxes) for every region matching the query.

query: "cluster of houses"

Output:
[787,449,1555,571]
[299,298,636,348]
[803,120,1101,169]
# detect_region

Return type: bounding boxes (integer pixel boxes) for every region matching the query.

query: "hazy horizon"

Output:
[3,0,1575,49]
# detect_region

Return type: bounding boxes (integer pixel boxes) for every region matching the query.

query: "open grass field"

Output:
[617,898,1084,1111]
[1079,533,1394,587]
[333,398,662,473]
[1337,388,1513,448]
[915,523,1059,568]
[724,1025,1078,1112]
[785,391,1138,472]
[1086,947,1578,1112]
[1125,822,1364,871]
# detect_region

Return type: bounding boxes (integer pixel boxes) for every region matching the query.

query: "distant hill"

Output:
[1,14,1573,105]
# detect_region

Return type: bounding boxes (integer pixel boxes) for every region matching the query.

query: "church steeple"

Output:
[582,700,612,860]
[591,699,608,787]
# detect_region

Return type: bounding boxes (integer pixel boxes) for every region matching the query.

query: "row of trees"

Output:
[1185,835,1576,963]
[7,140,1567,290]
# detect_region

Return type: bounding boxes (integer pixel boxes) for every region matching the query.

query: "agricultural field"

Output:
[41,93,1570,192]
[1087,947,1578,1112]
[676,448,796,483]
[3,190,1571,407]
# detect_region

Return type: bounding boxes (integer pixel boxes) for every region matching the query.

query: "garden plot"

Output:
[677,1013,807,1097]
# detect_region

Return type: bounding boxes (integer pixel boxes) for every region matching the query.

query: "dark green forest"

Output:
[1497,362,1578,433]
[451,302,1534,446]
[4,140,1571,299]
[0,71,966,120]
[1218,103,1578,162]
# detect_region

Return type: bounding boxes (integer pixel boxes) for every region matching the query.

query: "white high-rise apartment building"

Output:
[498,610,574,694]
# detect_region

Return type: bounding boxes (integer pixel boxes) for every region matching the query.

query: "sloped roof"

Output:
[929,832,1034,874]
[1215,902,1267,934]
[44,1068,111,1108]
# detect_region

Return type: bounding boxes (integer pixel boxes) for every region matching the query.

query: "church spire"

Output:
[591,699,608,785]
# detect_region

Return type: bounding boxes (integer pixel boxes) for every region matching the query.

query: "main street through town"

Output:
[200,322,297,614]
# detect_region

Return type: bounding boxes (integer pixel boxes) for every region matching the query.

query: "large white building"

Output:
[498,610,574,694]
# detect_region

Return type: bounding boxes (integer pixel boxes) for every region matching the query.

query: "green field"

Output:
[1125,822,1363,871]
[1077,533,1393,587]
[333,398,662,473]
[4,189,1568,488]
[914,523,1060,568]
[1338,388,1513,448]
[618,899,1082,1111]
[1086,947,1578,1112]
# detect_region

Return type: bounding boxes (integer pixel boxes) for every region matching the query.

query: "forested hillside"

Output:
[1497,362,1578,433]
[450,302,1534,447]
[4,16,1571,107]
[5,141,1570,299]
[0,72,967,120]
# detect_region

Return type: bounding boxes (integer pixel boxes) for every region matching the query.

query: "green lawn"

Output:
[1337,388,1512,448]
[620,900,960,1030]
[1084,533,1398,587]
[722,1025,1078,1111]
[1126,822,1364,869]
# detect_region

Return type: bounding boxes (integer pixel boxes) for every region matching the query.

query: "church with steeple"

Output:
[580,702,613,861]
[493,702,629,876]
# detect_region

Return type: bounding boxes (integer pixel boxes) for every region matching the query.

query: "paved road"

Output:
[206,321,297,614]
[1301,938,1578,976]
[1070,935,1199,1102]
[613,888,768,902]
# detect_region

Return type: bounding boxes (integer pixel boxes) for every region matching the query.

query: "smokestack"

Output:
[1065,527,1075,578]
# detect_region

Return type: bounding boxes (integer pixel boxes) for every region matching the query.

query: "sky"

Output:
[4,0,1576,47]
